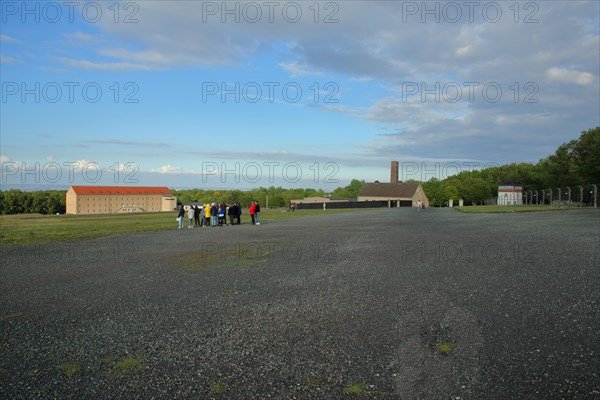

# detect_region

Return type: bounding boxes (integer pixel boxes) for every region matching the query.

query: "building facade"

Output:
[357,161,430,207]
[358,182,429,207]
[497,181,523,205]
[66,186,177,215]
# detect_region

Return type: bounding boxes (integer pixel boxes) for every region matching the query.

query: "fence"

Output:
[484,184,598,207]
[295,200,412,210]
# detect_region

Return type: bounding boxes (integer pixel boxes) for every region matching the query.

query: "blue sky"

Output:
[1,0,599,190]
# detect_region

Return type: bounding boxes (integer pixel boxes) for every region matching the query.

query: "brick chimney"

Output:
[391,160,399,184]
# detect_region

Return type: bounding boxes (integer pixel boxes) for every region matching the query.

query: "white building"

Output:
[497,181,523,205]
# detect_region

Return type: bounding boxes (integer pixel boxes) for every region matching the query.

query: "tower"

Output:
[391,160,399,184]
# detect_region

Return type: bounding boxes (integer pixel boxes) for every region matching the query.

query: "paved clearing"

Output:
[1,208,599,399]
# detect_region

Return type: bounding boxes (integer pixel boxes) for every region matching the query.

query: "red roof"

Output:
[70,186,172,195]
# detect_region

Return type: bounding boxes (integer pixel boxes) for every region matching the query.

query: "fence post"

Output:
[594,185,598,208]
[541,190,545,205]
[579,186,583,207]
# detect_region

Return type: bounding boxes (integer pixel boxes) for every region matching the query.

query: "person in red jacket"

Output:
[249,201,257,225]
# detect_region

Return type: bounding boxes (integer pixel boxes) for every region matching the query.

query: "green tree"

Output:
[331,179,365,198]
[571,127,600,184]
[423,178,445,206]
[444,185,459,202]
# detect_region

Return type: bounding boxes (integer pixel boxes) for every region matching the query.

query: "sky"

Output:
[1,0,599,190]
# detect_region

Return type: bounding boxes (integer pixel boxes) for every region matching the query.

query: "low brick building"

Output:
[358,182,429,207]
[66,186,177,215]
[357,161,430,207]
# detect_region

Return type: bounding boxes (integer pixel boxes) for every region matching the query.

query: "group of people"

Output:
[417,199,426,212]
[176,201,261,229]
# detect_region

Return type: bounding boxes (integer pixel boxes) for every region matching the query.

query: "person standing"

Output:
[249,201,256,225]
[236,202,242,224]
[204,202,211,227]
[417,200,422,212]
[255,202,261,225]
[211,203,218,227]
[218,203,226,226]
[194,204,201,226]
[228,203,236,226]
[177,205,185,229]
[188,205,195,228]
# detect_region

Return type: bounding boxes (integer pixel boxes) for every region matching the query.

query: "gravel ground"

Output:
[1,208,599,399]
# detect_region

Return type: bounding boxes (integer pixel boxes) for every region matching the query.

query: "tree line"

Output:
[422,127,599,206]
[0,127,597,214]
[0,190,66,215]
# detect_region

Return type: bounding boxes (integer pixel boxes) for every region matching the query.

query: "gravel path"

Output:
[1,208,599,399]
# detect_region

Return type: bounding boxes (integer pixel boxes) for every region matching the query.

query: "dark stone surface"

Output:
[1,208,599,399]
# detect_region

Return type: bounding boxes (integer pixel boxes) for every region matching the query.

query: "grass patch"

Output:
[425,322,459,356]
[0,208,381,245]
[56,363,80,377]
[436,342,457,355]
[164,240,287,271]
[0,312,25,322]
[210,381,227,394]
[306,375,329,386]
[455,205,585,213]
[106,355,146,378]
[0,212,174,245]
[343,382,370,394]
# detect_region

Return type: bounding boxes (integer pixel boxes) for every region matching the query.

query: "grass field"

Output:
[0,208,377,245]
[454,205,589,213]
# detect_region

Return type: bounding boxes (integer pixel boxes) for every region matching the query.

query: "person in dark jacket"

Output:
[255,202,261,225]
[211,203,218,227]
[177,205,185,229]
[228,204,236,225]
[194,204,201,226]
[236,203,242,224]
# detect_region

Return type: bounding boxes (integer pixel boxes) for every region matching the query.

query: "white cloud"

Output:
[0,34,17,42]
[61,58,157,71]
[547,67,597,85]
[0,155,11,163]
[279,62,314,77]
[63,31,100,42]
[0,54,15,63]
[149,165,202,175]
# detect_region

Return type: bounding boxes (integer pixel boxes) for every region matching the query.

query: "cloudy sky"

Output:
[1,0,599,190]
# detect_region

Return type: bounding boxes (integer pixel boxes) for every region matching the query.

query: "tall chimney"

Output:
[391,160,399,184]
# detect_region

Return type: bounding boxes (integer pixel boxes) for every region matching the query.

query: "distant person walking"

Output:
[255,202,261,225]
[417,200,422,212]
[177,205,185,229]
[249,201,257,225]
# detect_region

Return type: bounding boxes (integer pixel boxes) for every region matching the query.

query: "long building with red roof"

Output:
[66,186,177,214]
